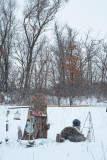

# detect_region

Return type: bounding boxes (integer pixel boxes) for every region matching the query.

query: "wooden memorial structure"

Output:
[23,93,49,140]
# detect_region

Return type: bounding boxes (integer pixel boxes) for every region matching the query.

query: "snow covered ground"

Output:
[0,101,107,160]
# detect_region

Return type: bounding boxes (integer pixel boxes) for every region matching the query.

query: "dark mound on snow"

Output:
[61,126,86,142]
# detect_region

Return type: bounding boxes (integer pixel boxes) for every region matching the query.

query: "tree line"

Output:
[0,0,107,105]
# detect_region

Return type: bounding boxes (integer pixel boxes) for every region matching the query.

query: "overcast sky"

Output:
[17,0,107,37]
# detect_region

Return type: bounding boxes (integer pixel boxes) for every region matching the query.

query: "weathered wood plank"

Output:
[58,105,88,107]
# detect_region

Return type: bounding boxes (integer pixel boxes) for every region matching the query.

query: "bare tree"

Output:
[95,43,107,83]
[0,0,17,92]
[51,24,82,105]
[82,32,102,86]
[53,24,66,104]
[23,0,69,90]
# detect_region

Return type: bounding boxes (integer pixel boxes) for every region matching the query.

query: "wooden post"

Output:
[33,124,36,138]
[29,111,32,140]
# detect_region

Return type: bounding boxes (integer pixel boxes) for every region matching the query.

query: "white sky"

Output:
[16,0,107,37]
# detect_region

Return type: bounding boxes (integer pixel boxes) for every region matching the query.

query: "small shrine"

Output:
[23,93,50,140]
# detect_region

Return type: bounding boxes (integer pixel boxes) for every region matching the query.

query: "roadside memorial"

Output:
[23,93,50,140]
